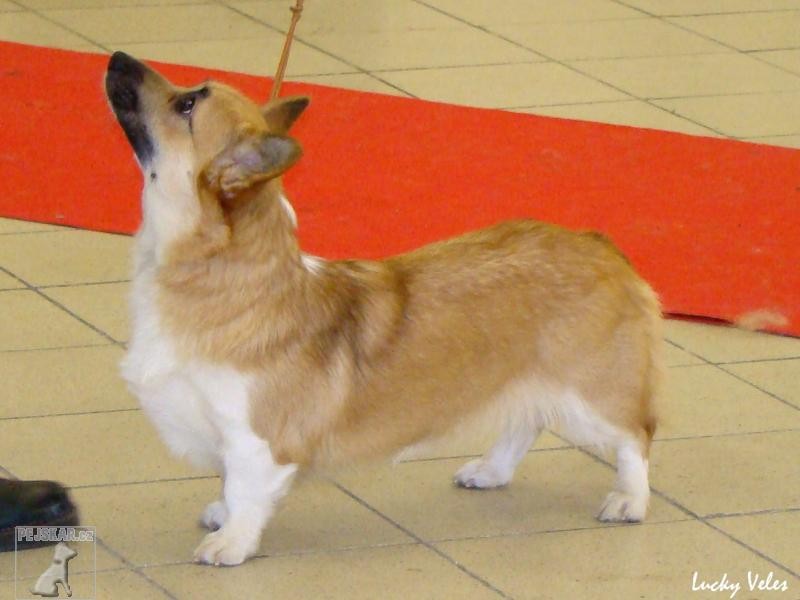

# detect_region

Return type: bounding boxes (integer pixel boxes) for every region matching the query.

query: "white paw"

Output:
[193,527,256,566]
[454,459,511,489]
[597,491,648,523]
[200,500,228,531]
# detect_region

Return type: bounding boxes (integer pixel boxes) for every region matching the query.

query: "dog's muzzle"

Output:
[105,51,154,164]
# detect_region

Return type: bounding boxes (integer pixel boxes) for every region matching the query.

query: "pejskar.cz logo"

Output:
[14,527,96,600]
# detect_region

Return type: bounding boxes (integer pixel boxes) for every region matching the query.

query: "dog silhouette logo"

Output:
[30,542,78,598]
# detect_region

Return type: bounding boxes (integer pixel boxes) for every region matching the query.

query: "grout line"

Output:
[0,407,140,422]
[742,133,800,143]
[0,229,65,236]
[217,0,418,99]
[410,0,728,138]
[647,88,800,101]
[36,279,131,290]
[562,433,800,580]
[0,342,117,354]
[714,355,800,366]
[0,266,124,347]
[655,8,800,18]
[330,481,514,599]
[369,58,548,75]
[652,428,800,444]
[68,474,217,491]
[665,339,800,411]
[705,507,800,520]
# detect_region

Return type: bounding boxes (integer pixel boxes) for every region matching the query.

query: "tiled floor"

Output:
[1,1,799,599]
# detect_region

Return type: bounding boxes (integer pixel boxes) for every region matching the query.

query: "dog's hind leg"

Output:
[597,432,651,523]
[454,418,541,489]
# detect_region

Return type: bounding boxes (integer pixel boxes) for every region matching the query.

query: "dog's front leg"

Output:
[193,433,297,566]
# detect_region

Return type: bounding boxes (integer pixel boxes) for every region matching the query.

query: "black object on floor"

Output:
[0,478,79,552]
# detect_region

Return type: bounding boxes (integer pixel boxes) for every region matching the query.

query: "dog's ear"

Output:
[204,132,302,199]
[262,96,309,134]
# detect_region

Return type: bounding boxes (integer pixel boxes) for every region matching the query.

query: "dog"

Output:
[30,542,77,598]
[105,52,661,566]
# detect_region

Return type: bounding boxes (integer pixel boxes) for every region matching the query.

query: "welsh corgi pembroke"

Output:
[105,51,661,566]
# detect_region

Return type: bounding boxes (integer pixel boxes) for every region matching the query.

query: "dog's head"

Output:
[105,52,308,224]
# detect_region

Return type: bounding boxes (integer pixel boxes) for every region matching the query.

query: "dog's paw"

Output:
[454,459,511,489]
[597,491,648,523]
[193,528,256,566]
[199,500,228,531]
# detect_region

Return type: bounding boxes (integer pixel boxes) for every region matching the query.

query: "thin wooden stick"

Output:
[270,0,305,100]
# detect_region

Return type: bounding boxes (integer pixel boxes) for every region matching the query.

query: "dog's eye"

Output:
[175,95,196,116]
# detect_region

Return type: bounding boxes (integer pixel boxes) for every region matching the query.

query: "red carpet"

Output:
[1,42,798,336]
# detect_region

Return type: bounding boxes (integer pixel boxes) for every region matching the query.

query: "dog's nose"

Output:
[107,51,145,79]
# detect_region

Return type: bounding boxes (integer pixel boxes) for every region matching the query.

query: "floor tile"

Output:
[0,290,107,351]
[380,62,627,109]
[725,358,800,408]
[0,411,201,487]
[670,11,800,52]
[518,100,718,136]
[309,27,539,72]
[144,545,499,600]
[336,451,685,542]
[421,0,644,25]
[574,53,800,99]
[42,282,130,343]
[495,18,726,61]
[650,431,800,517]
[664,319,800,362]
[116,36,353,78]
[754,49,800,76]
[655,91,800,137]
[71,476,413,568]
[0,345,132,419]
[0,543,124,584]
[231,0,462,33]
[43,4,271,44]
[711,511,800,574]
[0,230,131,287]
[0,11,91,49]
[438,520,795,600]
[0,219,60,234]
[622,0,800,15]
[658,364,800,439]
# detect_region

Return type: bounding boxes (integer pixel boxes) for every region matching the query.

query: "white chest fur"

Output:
[120,241,254,472]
